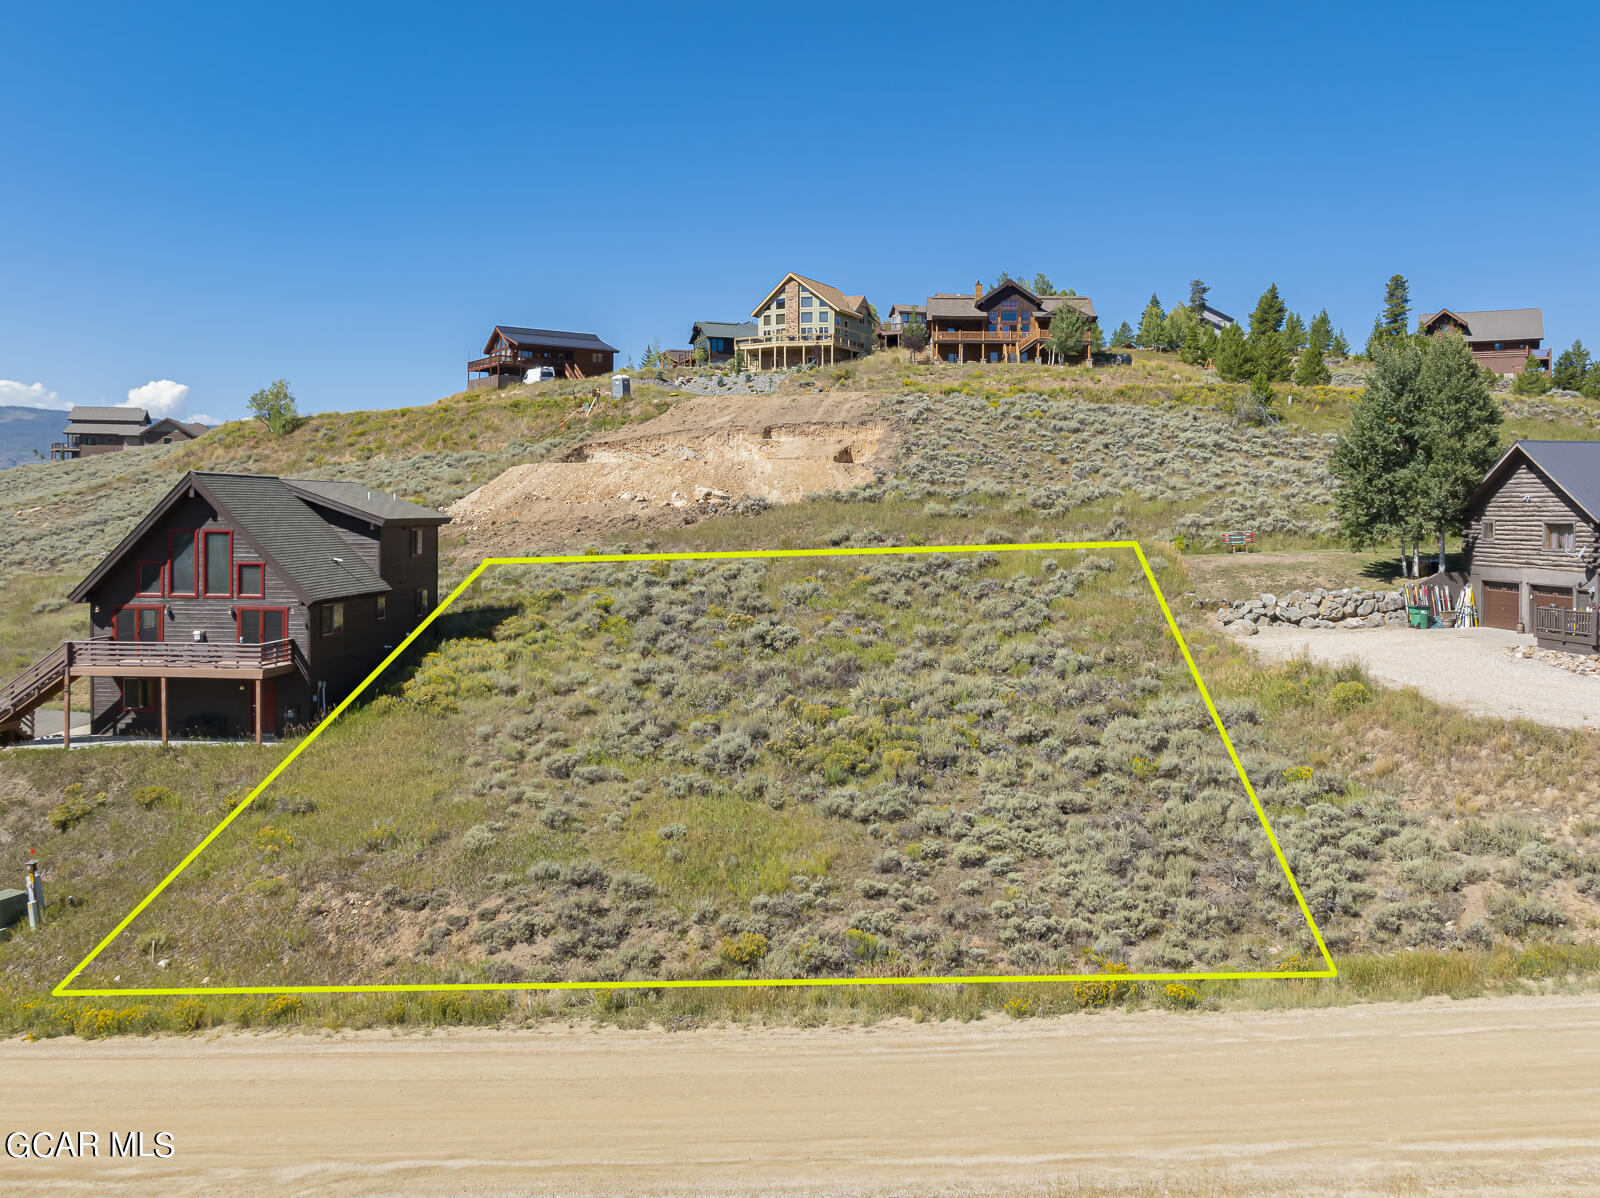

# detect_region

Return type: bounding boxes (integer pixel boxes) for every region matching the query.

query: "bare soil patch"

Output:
[1184,549,1403,601]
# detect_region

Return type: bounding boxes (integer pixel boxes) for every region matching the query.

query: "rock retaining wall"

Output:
[1218,586,1408,635]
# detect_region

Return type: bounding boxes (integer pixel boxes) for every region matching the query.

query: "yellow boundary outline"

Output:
[53,542,1336,998]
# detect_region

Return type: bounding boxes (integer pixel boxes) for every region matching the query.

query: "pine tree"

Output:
[1136,294,1166,348]
[1164,304,1197,350]
[1246,284,1287,338]
[1179,318,1205,366]
[1330,338,1430,571]
[1090,319,1106,352]
[1253,329,1292,382]
[1030,272,1057,296]
[1282,311,1308,354]
[1188,278,1209,313]
[1416,328,1503,570]
[1584,366,1600,401]
[1380,273,1411,341]
[1245,285,1290,380]
[1198,321,1219,367]
[1553,339,1591,391]
[1046,306,1092,364]
[1512,353,1553,395]
[1111,321,1135,348]
[1307,309,1333,358]
[1331,328,1350,357]
[1363,314,1387,359]
[1214,321,1254,381]
[1294,337,1331,385]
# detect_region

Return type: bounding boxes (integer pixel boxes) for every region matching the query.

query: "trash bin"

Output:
[1407,605,1432,628]
[611,374,631,399]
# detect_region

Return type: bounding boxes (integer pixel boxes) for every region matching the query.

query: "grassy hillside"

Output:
[4,351,1600,1036]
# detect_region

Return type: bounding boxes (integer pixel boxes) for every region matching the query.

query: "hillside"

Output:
[0,404,62,469]
[4,352,1600,1034]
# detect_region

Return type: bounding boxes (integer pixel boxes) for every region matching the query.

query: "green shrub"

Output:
[132,785,175,809]
[718,932,769,969]
[48,784,106,832]
[1328,681,1372,712]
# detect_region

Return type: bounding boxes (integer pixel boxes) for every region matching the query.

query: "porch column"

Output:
[159,677,168,746]
[254,678,263,744]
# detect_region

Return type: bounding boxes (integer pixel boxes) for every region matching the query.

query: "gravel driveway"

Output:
[1243,624,1600,729]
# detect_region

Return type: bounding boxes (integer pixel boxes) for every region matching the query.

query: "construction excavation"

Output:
[447,391,889,549]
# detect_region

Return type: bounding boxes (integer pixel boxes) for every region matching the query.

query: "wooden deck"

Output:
[1533,604,1599,654]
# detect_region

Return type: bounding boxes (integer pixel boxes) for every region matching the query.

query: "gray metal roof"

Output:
[690,321,758,341]
[61,422,150,437]
[494,326,619,353]
[1472,441,1600,525]
[1421,308,1544,342]
[197,474,390,602]
[66,405,148,424]
[284,478,451,525]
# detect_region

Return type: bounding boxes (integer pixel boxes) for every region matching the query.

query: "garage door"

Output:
[1531,585,1574,611]
[1482,581,1520,629]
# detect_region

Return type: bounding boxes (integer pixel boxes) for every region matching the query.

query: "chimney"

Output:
[974,280,983,302]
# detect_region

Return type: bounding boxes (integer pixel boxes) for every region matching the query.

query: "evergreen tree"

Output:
[1046,306,1093,363]
[1331,328,1350,357]
[1197,321,1219,367]
[1253,330,1292,382]
[1416,328,1503,570]
[1363,314,1387,359]
[1246,284,1287,339]
[1553,339,1591,391]
[1584,366,1600,401]
[1282,311,1308,354]
[1307,309,1333,357]
[1214,321,1254,381]
[1293,337,1331,385]
[1090,319,1106,352]
[901,314,928,361]
[1164,303,1197,349]
[1136,294,1166,348]
[1030,272,1057,296]
[1512,353,1553,395]
[1111,321,1135,348]
[1188,278,1209,313]
[1330,338,1429,572]
[1380,273,1411,340]
[1179,318,1205,366]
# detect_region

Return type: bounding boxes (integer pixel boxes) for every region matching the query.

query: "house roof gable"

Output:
[282,478,451,526]
[1419,307,1544,343]
[689,320,759,342]
[1466,440,1600,526]
[483,326,619,355]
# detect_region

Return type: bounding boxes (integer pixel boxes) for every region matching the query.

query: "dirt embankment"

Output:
[448,391,890,553]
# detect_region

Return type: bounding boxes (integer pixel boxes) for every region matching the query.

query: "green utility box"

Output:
[1407,605,1432,629]
[0,888,25,931]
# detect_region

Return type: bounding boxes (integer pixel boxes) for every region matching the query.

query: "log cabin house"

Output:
[468,326,618,389]
[50,406,208,460]
[1462,440,1600,650]
[926,281,1097,364]
[0,471,448,745]
[735,273,873,371]
[1418,308,1550,378]
[689,320,758,364]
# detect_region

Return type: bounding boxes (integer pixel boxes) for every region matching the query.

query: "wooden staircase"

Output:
[0,643,69,742]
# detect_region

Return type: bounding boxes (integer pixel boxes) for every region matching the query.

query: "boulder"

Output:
[1280,605,1305,622]
[1260,593,1278,607]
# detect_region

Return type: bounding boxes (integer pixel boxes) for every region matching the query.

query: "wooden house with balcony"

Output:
[1418,307,1550,377]
[735,273,873,371]
[689,320,758,364]
[926,281,1097,364]
[1461,440,1600,650]
[876,304,926,350]
[50,406,207,460]
[0,471,448,746]
[468,326,618,389]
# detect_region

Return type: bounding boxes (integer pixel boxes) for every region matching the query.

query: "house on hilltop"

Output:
[468,326,618,389]
[735,273,874,371]
[926,281,1097,364]
[0,471,448,746]
[689,320,758,364]
[1418,308,1549,377]
[50,406,207,460]
[1462,440,1600,646]
[876,304,926,350]
[1195,303,1234,334]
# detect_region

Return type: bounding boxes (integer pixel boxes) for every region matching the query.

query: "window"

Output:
[114,606,162,642]
[203,530,232,595]
[800,295,812,308]
[592,352,603,363]
[237,563,265,597]
[408,527,424,558]
[122,679,156,711]
[1482,520,1496,542]
[415,587,432,617]
[801,325,812,334]
[817,311,829,322]
[169,530,198,596]
[817,306,829,318]
[763,315,771,325]
[136,560,164,597]
[947,352,958,363]
[376,594,387,621]
[320,602,346,636]
[237,608,287,644]
[1546,523,1575,551]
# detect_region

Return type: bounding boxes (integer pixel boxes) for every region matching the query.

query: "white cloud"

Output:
[121,378,191,418]
[0,379,65,410]
[189,412,219,426]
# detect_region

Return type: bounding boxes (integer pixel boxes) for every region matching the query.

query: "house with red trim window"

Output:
[0,471,448,745]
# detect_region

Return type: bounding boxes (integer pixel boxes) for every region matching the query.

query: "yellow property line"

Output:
[53,541,1336,999]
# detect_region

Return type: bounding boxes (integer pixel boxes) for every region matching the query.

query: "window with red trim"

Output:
[122,679,156,710]
[236,607,289,644]
[203,529,232,596]
[169,530,198,596]
[113,606,163,642]
[237,562,265,597]
[135,560,165,597]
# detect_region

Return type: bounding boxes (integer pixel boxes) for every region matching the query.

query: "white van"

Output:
[523,366,557,383]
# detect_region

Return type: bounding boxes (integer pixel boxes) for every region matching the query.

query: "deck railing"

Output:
[1533,605,1597,642]
[67,637,299,671]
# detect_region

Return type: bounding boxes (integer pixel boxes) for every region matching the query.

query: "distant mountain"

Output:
[0,405,63,469]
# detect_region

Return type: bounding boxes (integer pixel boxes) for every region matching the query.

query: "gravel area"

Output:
[1241,623,1600,729]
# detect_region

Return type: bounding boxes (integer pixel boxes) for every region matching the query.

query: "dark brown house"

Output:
[1462,441,1600,648]
[1418,308,1550,377]
[50,406,208,460]
[926,282,1097,364]
[0,471,448,745]
[468,326,618,389]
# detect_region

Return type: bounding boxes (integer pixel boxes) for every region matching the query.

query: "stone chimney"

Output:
[973,280,983,301]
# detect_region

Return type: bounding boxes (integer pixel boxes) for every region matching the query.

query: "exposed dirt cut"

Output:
[447,392,889,554]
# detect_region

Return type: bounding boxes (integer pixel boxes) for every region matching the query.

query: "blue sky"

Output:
[3,2,1597,423]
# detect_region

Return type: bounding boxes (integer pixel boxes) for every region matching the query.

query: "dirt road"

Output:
[1244,623,1600,729]
[4,993,1599,1196]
